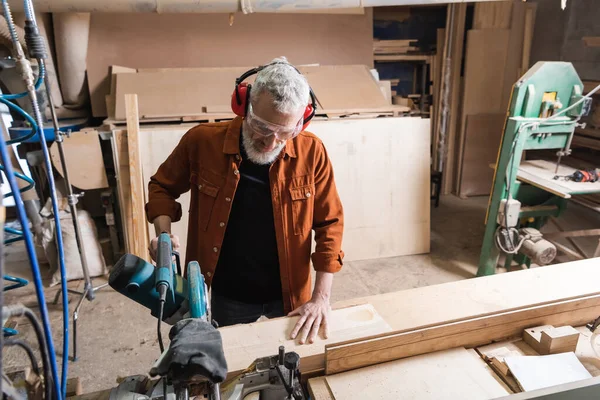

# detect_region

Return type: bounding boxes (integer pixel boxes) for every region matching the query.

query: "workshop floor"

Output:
[2,195,600,393]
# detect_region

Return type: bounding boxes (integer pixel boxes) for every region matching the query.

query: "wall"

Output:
[529,0,599,80]
[87,10,374,117]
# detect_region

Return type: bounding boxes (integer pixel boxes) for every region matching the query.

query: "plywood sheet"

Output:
[456,29,510,191]
[50,130,108,190]
[220,304,391,376]
[332,258,600,333]
[87,11,374,116]
[114,67,249,120]
[113,65,388,120]
[505,353,592,392]
[325,347,509,400]
[139,117,431,262]
[457,113,505,197]
[299,65,388,110]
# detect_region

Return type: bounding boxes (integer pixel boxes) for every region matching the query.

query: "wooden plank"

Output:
[325,294,600,375]
[307,377,335,400]
[518,160,600,196]
[543,229,600,239]
[66,377,83,397]
[473,1,513,29]
[457,113,506,197]
[125,94,149,260]
[373,54,432,62]
[220,304,391,379]
[572,135,600,151]
[521,6,536,73]
[88,11,375,116]
[298,65,389,110]
[111,129,133,253]
[325,347,509,399]
[50,130,109,190]
[441,3,467,194]
[139,117,430,263]
[455,29,510,193]
[582,36,600,47]
[432,28,446,169]
[505,352,592,392]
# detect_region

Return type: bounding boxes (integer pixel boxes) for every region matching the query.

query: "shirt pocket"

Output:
[289,183,315,235]
[190,172,220,232]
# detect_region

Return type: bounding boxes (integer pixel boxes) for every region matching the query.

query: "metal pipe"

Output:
[6,0,507,13]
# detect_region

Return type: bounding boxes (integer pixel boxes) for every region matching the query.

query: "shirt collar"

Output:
[223,116,297,158]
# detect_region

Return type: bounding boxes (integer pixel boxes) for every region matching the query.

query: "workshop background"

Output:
[1,0,600,399]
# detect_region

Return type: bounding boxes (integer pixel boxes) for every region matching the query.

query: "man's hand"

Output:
[149,234,180,261]
[288,293,330,344]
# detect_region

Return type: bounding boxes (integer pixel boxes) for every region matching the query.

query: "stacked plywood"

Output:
[434,1,538,197]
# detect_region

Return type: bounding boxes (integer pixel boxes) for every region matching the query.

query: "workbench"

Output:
[73,258,600,399]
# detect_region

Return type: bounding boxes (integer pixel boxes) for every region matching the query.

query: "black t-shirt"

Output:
[210,139,282,304]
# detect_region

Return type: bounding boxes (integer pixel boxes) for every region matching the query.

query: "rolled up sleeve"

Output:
[145,131,192,223]
[311,142,344,273]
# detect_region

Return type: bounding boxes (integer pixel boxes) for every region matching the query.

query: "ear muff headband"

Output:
[231,63,317,131]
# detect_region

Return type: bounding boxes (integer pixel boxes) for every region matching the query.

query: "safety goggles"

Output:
[245,104,303,141]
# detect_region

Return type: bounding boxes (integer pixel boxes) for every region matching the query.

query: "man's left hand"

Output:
[288,294,330,344]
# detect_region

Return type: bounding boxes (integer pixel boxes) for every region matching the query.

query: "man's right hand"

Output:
[149,234,181,261]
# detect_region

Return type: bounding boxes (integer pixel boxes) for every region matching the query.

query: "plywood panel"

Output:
[457,113,505,197]
[113,65,388,120]
[325,347,509,400]
[87,11,374,116]
[139,117,431,262]
[455,29,510,191]
[220,304,391,377]
[50,130,108,190]
[298,65,388,110]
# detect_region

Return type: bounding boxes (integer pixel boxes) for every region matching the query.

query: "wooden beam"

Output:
[543,229,600,239]
[325,294,600,375]
[125,94,149,259]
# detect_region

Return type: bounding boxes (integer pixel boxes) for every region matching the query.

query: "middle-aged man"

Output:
[145,57,344,344]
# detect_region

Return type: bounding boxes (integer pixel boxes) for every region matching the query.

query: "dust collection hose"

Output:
[0,0,69,398]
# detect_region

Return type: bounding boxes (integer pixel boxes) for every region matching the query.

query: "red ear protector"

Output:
[231,62,317,131]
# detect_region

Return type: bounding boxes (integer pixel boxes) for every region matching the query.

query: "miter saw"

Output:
[108,233,306,400]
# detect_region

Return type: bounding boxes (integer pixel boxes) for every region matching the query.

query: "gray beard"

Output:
[241,126,285,165]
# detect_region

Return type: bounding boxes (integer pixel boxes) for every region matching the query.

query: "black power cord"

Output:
[4,306,52,400]
[4,338,40,375]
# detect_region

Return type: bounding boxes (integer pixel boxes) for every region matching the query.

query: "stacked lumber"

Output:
[372,39,419,55]
[104,65,408,124]
[433,1,538,197]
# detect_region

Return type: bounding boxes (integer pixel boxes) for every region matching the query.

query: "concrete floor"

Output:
[2,195,599,392]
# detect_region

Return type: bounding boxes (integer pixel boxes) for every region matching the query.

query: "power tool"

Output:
[108,234,306,400]
[109,233,226,400]
[553,168,599,183]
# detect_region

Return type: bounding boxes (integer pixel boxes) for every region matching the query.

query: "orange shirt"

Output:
[145,117,344,312]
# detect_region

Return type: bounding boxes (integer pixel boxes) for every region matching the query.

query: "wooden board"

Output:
[518,160,600,196]
[113,65,388,120]
[111,130,133,253]
[505,352,592,392]
[441,3,467,194]
[220,304,391,378]
[87,11,374,116]
[138,117,431,263]
[325,293,600,375]
[473,1,513,29]
[50,130,108,190]
[455,29,510,192]
[125,94,149,260]
[457,113,506,197]
[297,65,388,110]
[307,377,334,400]
[331,258,600,333]
[325,347,509,400]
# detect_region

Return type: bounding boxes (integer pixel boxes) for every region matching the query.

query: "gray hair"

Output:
[250,57,310,115]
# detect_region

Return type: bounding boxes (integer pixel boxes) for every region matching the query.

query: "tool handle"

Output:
[173,250,182,276]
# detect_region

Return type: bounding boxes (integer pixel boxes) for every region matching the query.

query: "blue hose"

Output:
[0,166,35,197]
[2,66,45,100]
[0,62,45,144]
[34,59,69,400]
[0,130,62,400]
